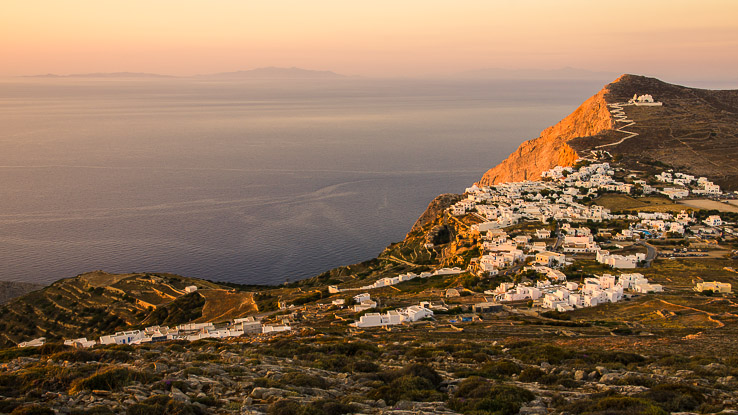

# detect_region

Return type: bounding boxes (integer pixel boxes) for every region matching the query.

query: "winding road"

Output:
[595,103,639,149]
[638,241,658,267]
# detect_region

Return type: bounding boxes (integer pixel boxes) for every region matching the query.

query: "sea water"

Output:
[0,77,604,284]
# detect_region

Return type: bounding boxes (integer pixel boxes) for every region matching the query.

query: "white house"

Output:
[618,273,649,289]
[64,338,97,348]
[402,306,434,322]
[704,215,722,227]
[352,310,404,328]
[262,325,292,334]
[596,251,646,269]
[354,299,378,312]
[695,281,732,293]
[535,229,551,239]
[535,251,567,267]
[233,317,263,334]
[99,330,144,345]
[599,274,617,289]
[353,293,371,303]
[634,283,663,293]
[18,337,46,348]
[184,285,198,293]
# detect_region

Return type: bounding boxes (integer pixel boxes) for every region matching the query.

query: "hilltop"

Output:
[479,75,738,190]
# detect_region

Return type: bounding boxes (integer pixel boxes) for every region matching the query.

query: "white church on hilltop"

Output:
[628,94,662,106]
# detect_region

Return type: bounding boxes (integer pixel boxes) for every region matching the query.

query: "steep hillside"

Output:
[479,74,738,190]
[478,83,614,185]
[0,271,256,347]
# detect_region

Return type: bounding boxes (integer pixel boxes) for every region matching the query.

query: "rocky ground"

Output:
[2,321,737,415]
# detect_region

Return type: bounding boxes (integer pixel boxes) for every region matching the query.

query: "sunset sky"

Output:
[2,0,737,80]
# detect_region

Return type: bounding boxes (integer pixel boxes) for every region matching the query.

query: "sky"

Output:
[2,0,737,80]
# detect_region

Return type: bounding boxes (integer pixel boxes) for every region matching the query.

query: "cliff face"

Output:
[410,193,462,233]
[477,81,616,185]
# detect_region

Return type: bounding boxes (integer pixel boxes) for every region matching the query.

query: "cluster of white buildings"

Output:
[539,273,658,312]
[454,161,735,278]
[329,267,463,293]
[457,164,623,226]
[654,171,722,198]
[351,303,434,328]
[475,228,527,275]
[20,316,292,349]
[628,210,725,239]
[491,271,661,312]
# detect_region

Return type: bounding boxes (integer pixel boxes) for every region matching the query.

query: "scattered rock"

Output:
[170,387,189,402]
[599,373,623,384]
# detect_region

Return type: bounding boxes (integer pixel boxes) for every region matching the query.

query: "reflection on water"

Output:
[0,77,603,284]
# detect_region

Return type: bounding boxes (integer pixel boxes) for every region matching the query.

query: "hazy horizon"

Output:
[3,1,737,81]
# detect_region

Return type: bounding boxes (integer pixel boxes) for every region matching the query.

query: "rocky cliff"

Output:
[477,80,615,185]
[410,193,462,233]
[478,74,738,189]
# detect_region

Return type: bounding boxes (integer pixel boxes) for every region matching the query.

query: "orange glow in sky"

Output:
[2,0,737,79]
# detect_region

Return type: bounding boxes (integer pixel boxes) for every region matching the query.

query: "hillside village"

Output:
[8,157,738,415]
[16,157,736,348]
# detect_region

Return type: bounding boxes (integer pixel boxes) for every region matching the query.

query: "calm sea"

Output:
[0,77,605,285]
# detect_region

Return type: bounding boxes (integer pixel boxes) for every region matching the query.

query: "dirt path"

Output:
[384,255,420,267]
[655,298,725,328]
[595,103,639,149]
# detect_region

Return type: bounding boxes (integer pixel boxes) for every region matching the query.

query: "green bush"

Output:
[70,367,153,394]
[0,364,96,397]
[638,383,705,412]
[448,377,535,415]
[615,375,654,387]
[518,367,545,383]
[480,360,521,378]
[0,343,70,363]
[564,393,667,415]
[350,360,379,372]
[267,399,356,415]
[192,396,220,407]
[368,364,445,404]
[508,344,574,364]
